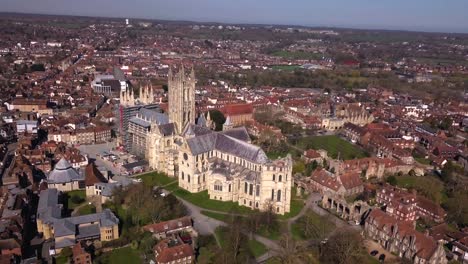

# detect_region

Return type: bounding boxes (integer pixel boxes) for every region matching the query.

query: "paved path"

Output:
[286,192,322,232]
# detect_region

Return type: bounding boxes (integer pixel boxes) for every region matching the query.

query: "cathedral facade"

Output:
[146,66,292,214]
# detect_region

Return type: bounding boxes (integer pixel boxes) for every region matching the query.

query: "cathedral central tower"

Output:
[168,65,196,133]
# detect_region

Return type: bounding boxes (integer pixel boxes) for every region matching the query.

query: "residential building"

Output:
[365,209,447,264]
[36,189,119,253]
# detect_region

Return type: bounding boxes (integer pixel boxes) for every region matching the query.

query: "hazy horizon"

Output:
[1,0,468,33]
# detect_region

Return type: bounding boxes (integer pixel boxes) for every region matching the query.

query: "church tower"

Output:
[168,65,196,133]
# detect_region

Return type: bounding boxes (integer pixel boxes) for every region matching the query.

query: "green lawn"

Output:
[138,172,177,187]
[281,198,304,219]
[291,210,335,240]
[77,204,96,216]
[296,135,368,160]
[55,255,68,264]
[200,211,230,222]
[415,157,431,165]
[173,189,254,214]
[108,246,141,264]
[215,227,267,258]
[257,224,283,241]
[247,239,268,257]
[66,190,86,209]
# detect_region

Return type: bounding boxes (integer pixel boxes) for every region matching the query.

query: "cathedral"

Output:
[146,66,293,214]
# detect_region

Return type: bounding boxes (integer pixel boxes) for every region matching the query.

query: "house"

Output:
[452,236,468,263]
[154,237,194,264]
[143,216,195,239]
[46,158,85,192]
[220,103,254,127]
[72,243,91,264]
[36,189,119,253]
[305,168,363,198]
[303,149,324,164]
[365,209,447,264]
[377,185,446,223]
[84,162,108,198]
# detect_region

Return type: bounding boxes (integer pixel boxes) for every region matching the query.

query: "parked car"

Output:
[370,250,378,256]
[379,254,386,263]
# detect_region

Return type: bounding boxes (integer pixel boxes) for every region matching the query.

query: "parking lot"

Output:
[77,141,134,177]
[364,239,399,263]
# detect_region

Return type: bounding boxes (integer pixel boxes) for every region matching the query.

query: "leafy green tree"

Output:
[209,110,226,131]
[386,175,397,186]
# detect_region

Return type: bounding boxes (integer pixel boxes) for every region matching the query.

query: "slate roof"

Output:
[220,127,250,142]
[157,123,176,136]
[37,189,62,224]
[47,158,84,184]
[185,126,268,164]
[37,188,119,245]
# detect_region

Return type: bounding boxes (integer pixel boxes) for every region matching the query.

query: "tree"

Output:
[320,228,367,264]
[209,110,226,131]
[386,175,397,186]
[275,234,308,264]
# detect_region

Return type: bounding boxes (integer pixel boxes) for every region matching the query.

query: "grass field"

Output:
[291,210,335,240]
[201,211,230,222]
[173,189,254,214]
[215,227,267,258]
[77,204,96,216]
[108,247,141,264]
[296,135,368,160]
[138,172,178,187]
[247,239,268,257]
[66,190,86,209]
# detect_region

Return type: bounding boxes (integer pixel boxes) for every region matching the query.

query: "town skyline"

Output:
[2,0,468,33]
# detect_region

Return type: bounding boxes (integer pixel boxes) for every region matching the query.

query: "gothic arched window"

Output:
[214,181,222,191]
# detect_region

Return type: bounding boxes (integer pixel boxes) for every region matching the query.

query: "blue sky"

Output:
[1,0,468,33]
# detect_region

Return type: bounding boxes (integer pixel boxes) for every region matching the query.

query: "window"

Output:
[279,175,282,182]
[271,189,274,200]
[277,190,281,202]
[182,172,184,180]
[228,184,231,192]
[214,181,222,191]
[249,184,253,195]
[188,175,190,183]
[249,201,252,206]
[272,174,276,181]
[183,153,188,160]
[256,202,259,208]
[203,174,205,182]
[256,185,260,196]
[197,177,200,184]
[244,182,248,193]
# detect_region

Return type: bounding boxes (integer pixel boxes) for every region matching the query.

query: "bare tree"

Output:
[320,228,366,264]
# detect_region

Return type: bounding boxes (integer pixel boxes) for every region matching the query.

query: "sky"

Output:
[1,0,468,33]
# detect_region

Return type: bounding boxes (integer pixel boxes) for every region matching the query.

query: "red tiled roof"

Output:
[155,240,193,264]
[84,163,108,186]
[143,216,192,234]
[221,103,253,116]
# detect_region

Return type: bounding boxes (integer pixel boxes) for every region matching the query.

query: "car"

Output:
[379,254,386,262]
[370,250,378,256]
